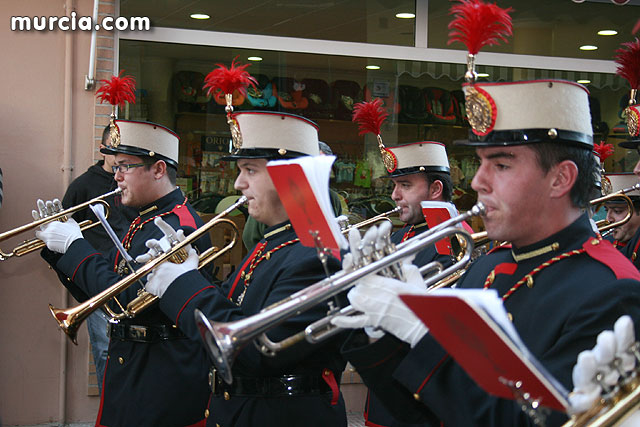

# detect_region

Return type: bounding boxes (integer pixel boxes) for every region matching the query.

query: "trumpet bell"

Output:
[49,304,79,345]
[195,309,235,385]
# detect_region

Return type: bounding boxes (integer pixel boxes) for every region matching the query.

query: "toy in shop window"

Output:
[302,78,332,119]
[398,84,428,124]
[424,87,457,125]
[246,74,277,109]
[172,70,206,113]
[273,76,309,111]
[331,80,363,121]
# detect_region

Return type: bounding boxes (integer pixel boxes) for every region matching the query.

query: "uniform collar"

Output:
[510,213,594,263]
[263,220,294,240]
[138,187,183,218]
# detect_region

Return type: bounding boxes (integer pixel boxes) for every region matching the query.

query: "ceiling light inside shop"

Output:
[597,29,618,36]
[366,65,381,70]
[395,13,415,19]
[577,79,591,84]
[476,73,490,78]
[579,45,598,51]
[190,13,210,20]
[248,56,263,61]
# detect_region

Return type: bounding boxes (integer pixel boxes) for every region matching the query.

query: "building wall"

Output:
[0,0,112,424]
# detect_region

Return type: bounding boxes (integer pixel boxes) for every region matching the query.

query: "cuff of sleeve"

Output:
[342,331,408,372]
[56,238,98,277]
[159,270,213,325]
[394,333,448,393]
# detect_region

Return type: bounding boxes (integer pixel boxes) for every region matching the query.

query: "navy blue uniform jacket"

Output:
[344,214,640,427]
[363,222,454,427]
[158,221,348,427]
[42,188,212,427]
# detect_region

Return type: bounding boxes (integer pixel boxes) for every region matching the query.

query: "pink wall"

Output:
[0,0,105,424]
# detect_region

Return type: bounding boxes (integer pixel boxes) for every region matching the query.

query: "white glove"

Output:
[614,315,636,374]
[135,217,187,264]
[145,247,199,298]
[331,261,428,347]
[33,198,82,253]
[568,350,601,415]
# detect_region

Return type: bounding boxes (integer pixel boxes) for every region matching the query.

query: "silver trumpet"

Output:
[195,202,485,385]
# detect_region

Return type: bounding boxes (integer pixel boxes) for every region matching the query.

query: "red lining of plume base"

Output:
[470,86,497,136]
[96,70,136,107]
[447,0,513,55]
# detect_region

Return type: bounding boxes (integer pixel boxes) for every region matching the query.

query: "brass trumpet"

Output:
[195,202,485,385]
[0,188,121,260]
[339,206,402,233]
[49,195,247,344]
[591,184,640,235]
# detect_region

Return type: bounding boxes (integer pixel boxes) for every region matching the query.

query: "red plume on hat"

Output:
[447,0,513,82]
[614,39,640,137]
[615,39,640,101]
[352,98,397,172]
[594,141,614,162]
[95,70,136,147]
[203,58,257,152]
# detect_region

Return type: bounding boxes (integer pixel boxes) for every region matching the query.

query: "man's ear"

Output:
[152,160,167,180]
[549,159,578,199]
[429,179,444,200]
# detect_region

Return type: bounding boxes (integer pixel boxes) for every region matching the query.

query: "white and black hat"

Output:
[604,173,640,201]
[221,111,319,160]
[459,79,593,148]
[385,141,450,178]
[101,119,180,168]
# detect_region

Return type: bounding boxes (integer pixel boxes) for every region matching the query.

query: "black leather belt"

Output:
[209,367,331,397]
[109,322,185,343]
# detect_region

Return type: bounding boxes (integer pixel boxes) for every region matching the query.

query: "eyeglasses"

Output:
[112,163,146,174]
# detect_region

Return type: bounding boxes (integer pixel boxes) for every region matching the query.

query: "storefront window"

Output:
[120,37,631,228]
[120,0,416,46]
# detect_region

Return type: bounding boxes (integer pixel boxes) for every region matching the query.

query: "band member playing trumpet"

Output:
[35,115,213,425]
[602,173,640,250]
[142,111,348,427]
[332,3,640,426]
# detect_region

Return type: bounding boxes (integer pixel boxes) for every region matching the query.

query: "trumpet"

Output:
[195,202,485,385]
[0,188,121,260]
[591,184,640,235]
[49,195,247,344]
[339,206,402,233]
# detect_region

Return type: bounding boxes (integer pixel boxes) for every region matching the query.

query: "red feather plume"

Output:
[615,38,640,89]
[593,141,614,162]
[352,99,389,136]
[96,70,136,107]
[447,0,513,55]
[203,57,257,97]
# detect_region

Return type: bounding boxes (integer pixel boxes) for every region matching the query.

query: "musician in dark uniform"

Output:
[602,173,640,250]
[35,119,212,427]
[142,111,348,427]
[617,128,640,268]
[365,141,463,427]
[334,78,640,426]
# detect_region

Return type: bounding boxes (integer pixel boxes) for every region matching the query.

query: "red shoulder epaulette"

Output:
[171,204,197,230]
[583,237,640,280]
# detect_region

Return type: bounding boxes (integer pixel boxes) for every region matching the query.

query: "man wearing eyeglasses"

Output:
[34,119,213,427]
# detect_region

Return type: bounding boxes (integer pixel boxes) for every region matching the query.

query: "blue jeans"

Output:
[86,311,109,394]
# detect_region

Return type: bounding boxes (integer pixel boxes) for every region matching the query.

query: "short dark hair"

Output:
[424,171,453,203]
[101,125,111,146]
[529,142,598,209]
[141,157,177,185]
